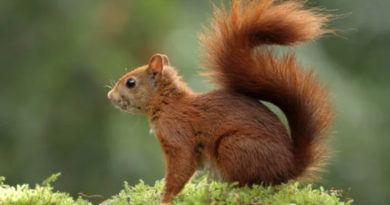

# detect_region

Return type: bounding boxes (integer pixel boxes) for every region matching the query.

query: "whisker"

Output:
[103,79,116,90]
[109,79,116,85]
[104,84,113,89]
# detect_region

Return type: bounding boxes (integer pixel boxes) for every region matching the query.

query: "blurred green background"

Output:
[0,0,389,204]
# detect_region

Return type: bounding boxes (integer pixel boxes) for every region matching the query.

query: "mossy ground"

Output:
[0,173,352,205]
[0,173,91,205]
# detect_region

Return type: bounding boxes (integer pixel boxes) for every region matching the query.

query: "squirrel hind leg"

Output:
[214,134,296,186]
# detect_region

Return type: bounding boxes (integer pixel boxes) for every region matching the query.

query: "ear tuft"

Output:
[148,54,170,73]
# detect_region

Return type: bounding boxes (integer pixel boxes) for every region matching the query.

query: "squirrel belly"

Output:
[107,0,334,203]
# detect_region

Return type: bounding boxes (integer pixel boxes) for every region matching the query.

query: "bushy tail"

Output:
[200,0,334,179]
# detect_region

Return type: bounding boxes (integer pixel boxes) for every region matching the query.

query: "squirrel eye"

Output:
[126,78,136,88]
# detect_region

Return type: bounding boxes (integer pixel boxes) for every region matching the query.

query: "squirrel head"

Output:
[107,53,188,114]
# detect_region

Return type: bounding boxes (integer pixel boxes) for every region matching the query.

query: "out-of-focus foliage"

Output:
[0,0,388,204]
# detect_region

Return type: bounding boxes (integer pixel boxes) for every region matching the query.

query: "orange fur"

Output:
[108,0,334,203]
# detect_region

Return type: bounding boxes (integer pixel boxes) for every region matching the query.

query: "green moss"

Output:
[102,176,353,205]
[0,173,91,205]
[0,174,352,205]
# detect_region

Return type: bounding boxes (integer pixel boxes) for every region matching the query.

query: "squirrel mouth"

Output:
[114,98,141,112]
[108,96,129,111]
[107,91,141,112]
[117,99,130,110]
[107,89,142,113]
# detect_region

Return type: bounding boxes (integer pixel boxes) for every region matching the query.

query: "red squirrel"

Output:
[108,0,333,203]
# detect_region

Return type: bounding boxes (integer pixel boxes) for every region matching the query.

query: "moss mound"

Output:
[0,173,90,205]
[0,174,352,205]
[103,176,352,205]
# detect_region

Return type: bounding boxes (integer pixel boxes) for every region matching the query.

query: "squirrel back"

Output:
[200,0,334,179]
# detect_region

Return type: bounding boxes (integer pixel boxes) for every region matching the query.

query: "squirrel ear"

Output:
[148,53,170,74]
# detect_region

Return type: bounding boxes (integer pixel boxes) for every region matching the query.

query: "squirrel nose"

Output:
[107,90,113,100]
